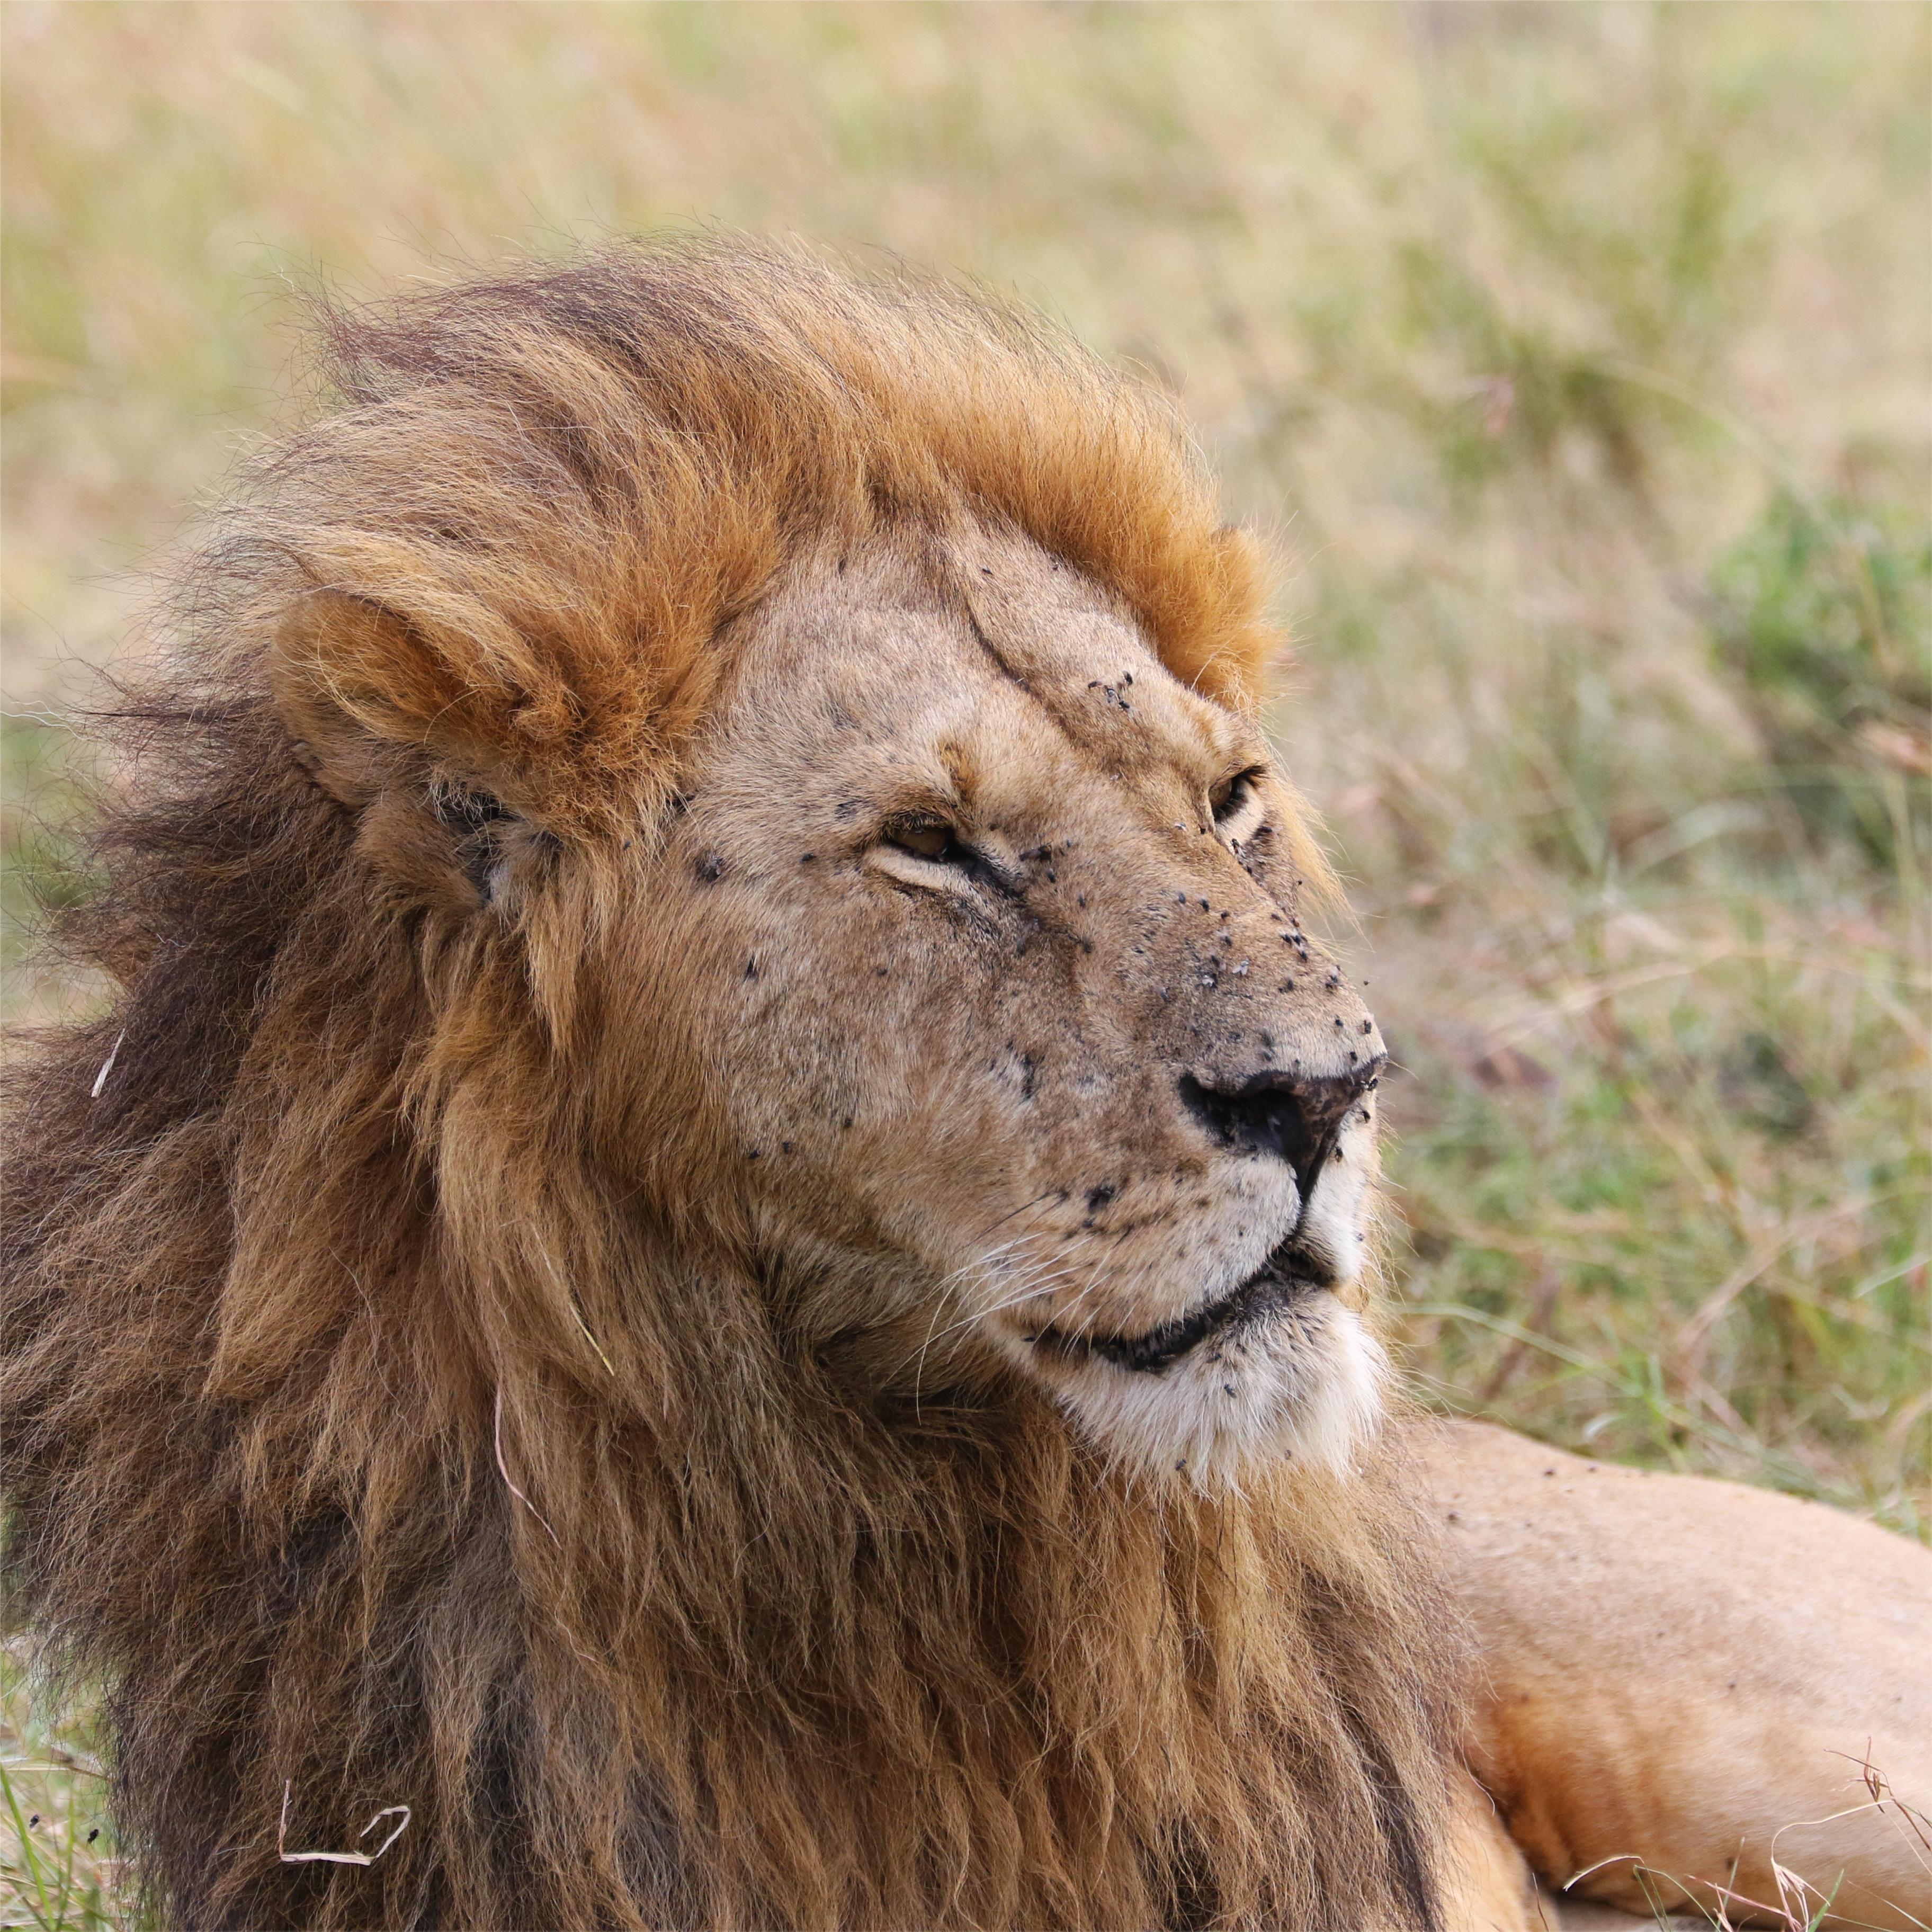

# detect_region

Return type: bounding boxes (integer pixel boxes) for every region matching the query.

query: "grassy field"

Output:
[3,5,1928,1925]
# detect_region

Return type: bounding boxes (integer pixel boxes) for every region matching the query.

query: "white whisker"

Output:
[904,1234,1105,1405]
[901,1232,1061,1407]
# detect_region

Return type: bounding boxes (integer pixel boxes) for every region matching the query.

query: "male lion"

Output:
[3,242,1925,1932]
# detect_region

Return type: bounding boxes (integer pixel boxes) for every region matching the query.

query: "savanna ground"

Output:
[1,6,1926,1926]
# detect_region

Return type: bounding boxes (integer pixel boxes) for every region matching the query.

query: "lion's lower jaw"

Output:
[1052,1289,1388,1491]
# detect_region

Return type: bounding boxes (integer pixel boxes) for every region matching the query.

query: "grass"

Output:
[2,6,1927,1925]
[0,1648,139,1932]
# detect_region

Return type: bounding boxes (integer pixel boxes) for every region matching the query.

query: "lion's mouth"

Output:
[1027,1240,1330,1376]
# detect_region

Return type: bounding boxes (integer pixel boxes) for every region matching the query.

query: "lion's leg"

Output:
[1438,1758,1550,1932]
[1436,1777,1703,1931]
[1408,1419,1932,1931]
[1436,1715,1699,1931]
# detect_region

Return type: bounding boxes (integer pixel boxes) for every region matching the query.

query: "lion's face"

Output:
[596,521,1386,1487]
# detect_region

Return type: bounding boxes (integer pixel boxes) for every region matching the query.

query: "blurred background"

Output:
[2,4,1928,1912]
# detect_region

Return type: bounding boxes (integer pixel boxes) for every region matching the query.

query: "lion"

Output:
[2,240,1924,1932]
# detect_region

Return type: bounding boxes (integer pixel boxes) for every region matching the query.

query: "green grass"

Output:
[3,6,1927,1923]
[0,1649,141,1932]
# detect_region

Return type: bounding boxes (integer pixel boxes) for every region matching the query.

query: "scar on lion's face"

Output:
[579,518,1389,1488]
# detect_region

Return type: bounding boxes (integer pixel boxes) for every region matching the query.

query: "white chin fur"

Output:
[1054,1290,1387,1492]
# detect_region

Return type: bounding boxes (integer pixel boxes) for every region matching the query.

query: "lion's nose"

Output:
[1177,1059,1384,1198]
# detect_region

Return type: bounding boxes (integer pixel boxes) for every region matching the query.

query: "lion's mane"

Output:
[3,242,1454,1930]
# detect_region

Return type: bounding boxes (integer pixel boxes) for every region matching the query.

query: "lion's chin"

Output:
[1033,1284,1388,1492]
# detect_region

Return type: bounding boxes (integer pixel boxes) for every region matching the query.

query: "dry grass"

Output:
[2,6,1927,1926]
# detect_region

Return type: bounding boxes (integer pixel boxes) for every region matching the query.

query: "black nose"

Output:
[1178,1061,1382,1198]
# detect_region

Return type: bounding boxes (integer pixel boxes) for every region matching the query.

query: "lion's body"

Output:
[1421,1422,1931,1931]
[3,242,1924,1932]
[4,245,1453,1931]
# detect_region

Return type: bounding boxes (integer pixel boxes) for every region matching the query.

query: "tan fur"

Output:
[1417,1421,1932,1931]
[4,241,1457,1931]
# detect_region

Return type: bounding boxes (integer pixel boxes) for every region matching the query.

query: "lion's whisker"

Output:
[970,1187,1062,1245]
[901,1233,1060,1411]
[911,1237,1105,1365]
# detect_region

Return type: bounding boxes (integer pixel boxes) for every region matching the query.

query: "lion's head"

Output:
[269,251,1390,1493]
[587,519,1387,1488]
[5,243,1450,1932]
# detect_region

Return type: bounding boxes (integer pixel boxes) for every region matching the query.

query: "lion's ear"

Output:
[271,596,409,808]
[269,590,548,817]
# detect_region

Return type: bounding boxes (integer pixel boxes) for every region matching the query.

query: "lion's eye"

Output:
[885,818,965,864]
[1210,769,1262,825]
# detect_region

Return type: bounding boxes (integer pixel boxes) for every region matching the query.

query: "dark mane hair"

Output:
[3,239,1453,1930]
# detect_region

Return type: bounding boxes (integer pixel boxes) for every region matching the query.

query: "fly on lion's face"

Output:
[614,517,1387,1489]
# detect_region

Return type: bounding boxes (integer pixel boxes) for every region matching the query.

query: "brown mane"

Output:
[2,240,1453,1930]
